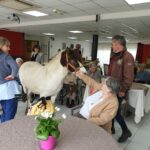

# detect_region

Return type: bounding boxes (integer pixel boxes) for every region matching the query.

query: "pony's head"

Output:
[60,48,81,72]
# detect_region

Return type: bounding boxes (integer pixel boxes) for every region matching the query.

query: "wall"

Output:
[0,30,24,57]
[48,36,92,59]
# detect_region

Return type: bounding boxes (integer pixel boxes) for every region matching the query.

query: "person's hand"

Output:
[118,91,125,97]
[5,75,14,80]
[75,70,84,79]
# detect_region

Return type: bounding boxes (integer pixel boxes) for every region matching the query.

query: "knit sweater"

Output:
[0,50,18,84]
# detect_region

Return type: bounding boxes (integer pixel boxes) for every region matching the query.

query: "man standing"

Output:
[73,44,83,63]
[109,35,134,142]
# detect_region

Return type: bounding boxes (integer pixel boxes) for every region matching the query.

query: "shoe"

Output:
[118,130,132,143]
[111,127,115,134]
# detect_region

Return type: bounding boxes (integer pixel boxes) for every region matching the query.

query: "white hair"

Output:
[16,58,23,63]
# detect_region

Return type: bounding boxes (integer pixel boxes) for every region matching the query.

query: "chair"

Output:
[103,64,109,76]
[71,104,83,115]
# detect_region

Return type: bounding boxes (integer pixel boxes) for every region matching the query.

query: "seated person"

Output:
[75,71,119,134]
[87,61,102,95]
[88,61,102,82]
[63,72,77,108]
[15,58,24,84]
[134,64,150,84]
[16,57,24,68]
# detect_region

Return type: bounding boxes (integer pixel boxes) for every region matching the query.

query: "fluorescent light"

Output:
[125,0,150,5]
[43,33,55,35]
[85,40,90,42]
[107,37,112,39]
[23,11,48,17]
[69,30,83,33]
[67,37,77,40]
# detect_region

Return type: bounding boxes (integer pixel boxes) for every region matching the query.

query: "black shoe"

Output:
[111,127,115,134]
[118,130,132,143]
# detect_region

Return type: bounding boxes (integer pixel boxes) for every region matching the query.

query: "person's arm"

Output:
[5,55,18,80]
[120,54,134,96]
[76,71,101,91]
[88,103,118,125]
[31,52,34,57]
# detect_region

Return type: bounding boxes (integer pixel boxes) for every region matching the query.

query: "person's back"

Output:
[0,36,20,123]
[0,50,18,84]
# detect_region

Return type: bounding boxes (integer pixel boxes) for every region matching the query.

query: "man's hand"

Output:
[5,75,14,80]
[119,91,125,97]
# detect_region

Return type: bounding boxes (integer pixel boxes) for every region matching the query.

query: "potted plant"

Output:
[35,111,61,150]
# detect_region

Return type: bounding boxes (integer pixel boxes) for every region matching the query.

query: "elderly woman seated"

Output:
[134,64,150,84]
[75,71,119,134]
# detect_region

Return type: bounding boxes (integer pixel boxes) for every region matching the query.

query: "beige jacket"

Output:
[80,74,118,134]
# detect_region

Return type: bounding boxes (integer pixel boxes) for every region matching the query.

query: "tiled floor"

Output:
[14,101,150,150]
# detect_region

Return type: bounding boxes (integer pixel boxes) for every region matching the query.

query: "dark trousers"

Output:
[0,98,18,123]
[112,96,128,132]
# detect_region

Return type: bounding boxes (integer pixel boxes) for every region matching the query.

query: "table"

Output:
[0,116,122,150]
[129,83,150,123]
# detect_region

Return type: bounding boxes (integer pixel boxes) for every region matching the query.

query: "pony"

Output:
[19,49,83,109]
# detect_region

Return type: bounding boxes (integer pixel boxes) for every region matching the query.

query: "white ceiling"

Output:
[0,0,150,42]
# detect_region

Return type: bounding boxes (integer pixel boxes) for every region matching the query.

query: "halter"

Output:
[65,52,77,72]
[65,52,98,71]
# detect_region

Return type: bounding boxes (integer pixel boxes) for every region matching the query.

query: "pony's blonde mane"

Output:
[45,51,63,67]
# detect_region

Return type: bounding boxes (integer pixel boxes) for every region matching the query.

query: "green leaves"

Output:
[37,131,49,140]
[35,116,61,140]
[51,130,60,139]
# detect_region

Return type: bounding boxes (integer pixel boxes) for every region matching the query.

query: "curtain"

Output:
[136,43,143,63]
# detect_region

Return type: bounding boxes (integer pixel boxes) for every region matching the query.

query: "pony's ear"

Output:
[60,51,67,66]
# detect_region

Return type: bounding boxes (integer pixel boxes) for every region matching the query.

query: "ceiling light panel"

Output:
[125,0,150,5]
[43,33,55,35]
[69,30,83,33]
[67,37,77,39]
[23,11,48,17]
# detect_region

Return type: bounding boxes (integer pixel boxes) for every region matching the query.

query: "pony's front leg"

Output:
[25,92,32,114]
[27,93,32,108]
